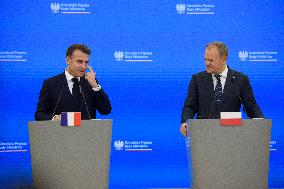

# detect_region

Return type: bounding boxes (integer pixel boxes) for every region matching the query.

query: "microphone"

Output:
[79,79,91,120]
[208,90,217,119]
[52,85,64,118]
[231,73,248,116]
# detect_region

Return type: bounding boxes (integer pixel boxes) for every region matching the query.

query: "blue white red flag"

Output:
[61,112,81,127]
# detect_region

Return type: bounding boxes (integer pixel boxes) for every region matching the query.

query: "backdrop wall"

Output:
[0,0,283,188]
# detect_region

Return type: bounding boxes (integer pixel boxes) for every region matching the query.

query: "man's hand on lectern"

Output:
[180,122,187,137]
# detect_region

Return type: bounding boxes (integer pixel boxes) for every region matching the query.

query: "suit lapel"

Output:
[205,72,215,100]
[59,73,72,97]
[59,73,77,110]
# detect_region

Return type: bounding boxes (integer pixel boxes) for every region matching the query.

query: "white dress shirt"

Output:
[212,66,228,93]
[65,69,101,94]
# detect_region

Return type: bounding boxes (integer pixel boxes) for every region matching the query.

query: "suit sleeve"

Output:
[240,75,264,118]
[34,80,54,121]
[181,75,198,123]
[92,88,112,115]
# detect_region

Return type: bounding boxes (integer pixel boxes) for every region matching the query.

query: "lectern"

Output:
[187,119,271,189]
[28,119,112,189]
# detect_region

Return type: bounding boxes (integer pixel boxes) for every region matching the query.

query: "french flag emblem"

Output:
[61,112,81,127]
[220,112,242,126]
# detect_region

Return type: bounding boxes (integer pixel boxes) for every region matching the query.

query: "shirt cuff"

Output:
[92,84,102,91]
[52,115,58,120]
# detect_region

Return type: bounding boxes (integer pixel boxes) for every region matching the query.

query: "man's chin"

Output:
[77,72,85,77]
[206,69,213,74]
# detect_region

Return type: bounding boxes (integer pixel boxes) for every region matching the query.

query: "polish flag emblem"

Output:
[220,112,242,126]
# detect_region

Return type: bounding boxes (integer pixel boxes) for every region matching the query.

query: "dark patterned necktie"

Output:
[71,78,81,110]
[214,74,223,111]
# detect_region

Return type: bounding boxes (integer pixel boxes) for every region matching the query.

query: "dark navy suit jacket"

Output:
[181,68,263,123]
[35,72,111,120]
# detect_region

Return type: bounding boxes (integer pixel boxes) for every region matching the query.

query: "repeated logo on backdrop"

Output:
[238,50,278,62]
[176,1,215,15]
[50,2,92,14]
[0,142,28,153]
[0,51,28,62]
[114,51,153,62]
[270,140,277,151]
[114,139,153,151]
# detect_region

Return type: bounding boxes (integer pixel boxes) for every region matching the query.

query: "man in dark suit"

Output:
[35,44,111,121]
[180,41,263,137]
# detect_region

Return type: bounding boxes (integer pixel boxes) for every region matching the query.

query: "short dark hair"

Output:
[206,41,228,59]
[66,44,91,58]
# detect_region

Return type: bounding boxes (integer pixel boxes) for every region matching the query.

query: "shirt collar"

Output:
[65,69,80,82]
[213,65,228,79]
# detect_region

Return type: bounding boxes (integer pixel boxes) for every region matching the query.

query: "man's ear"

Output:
[222,56,227,64]
[66,57,71,65]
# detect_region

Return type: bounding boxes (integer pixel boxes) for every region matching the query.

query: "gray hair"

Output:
[206,41,228,59]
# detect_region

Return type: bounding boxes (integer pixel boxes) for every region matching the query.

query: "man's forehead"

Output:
[72,49,88,55]
[205,47,219,57]
[71,51,89,58]
[205,45,218,52]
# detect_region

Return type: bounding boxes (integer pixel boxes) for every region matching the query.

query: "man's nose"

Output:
[81,63,87,68]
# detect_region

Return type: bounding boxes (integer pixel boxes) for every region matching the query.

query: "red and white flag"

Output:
[220,112,242,126]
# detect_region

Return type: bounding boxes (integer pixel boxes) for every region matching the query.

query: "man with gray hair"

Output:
[180,41,263,137]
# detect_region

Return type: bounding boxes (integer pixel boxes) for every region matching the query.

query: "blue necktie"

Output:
[214,74,222,111]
